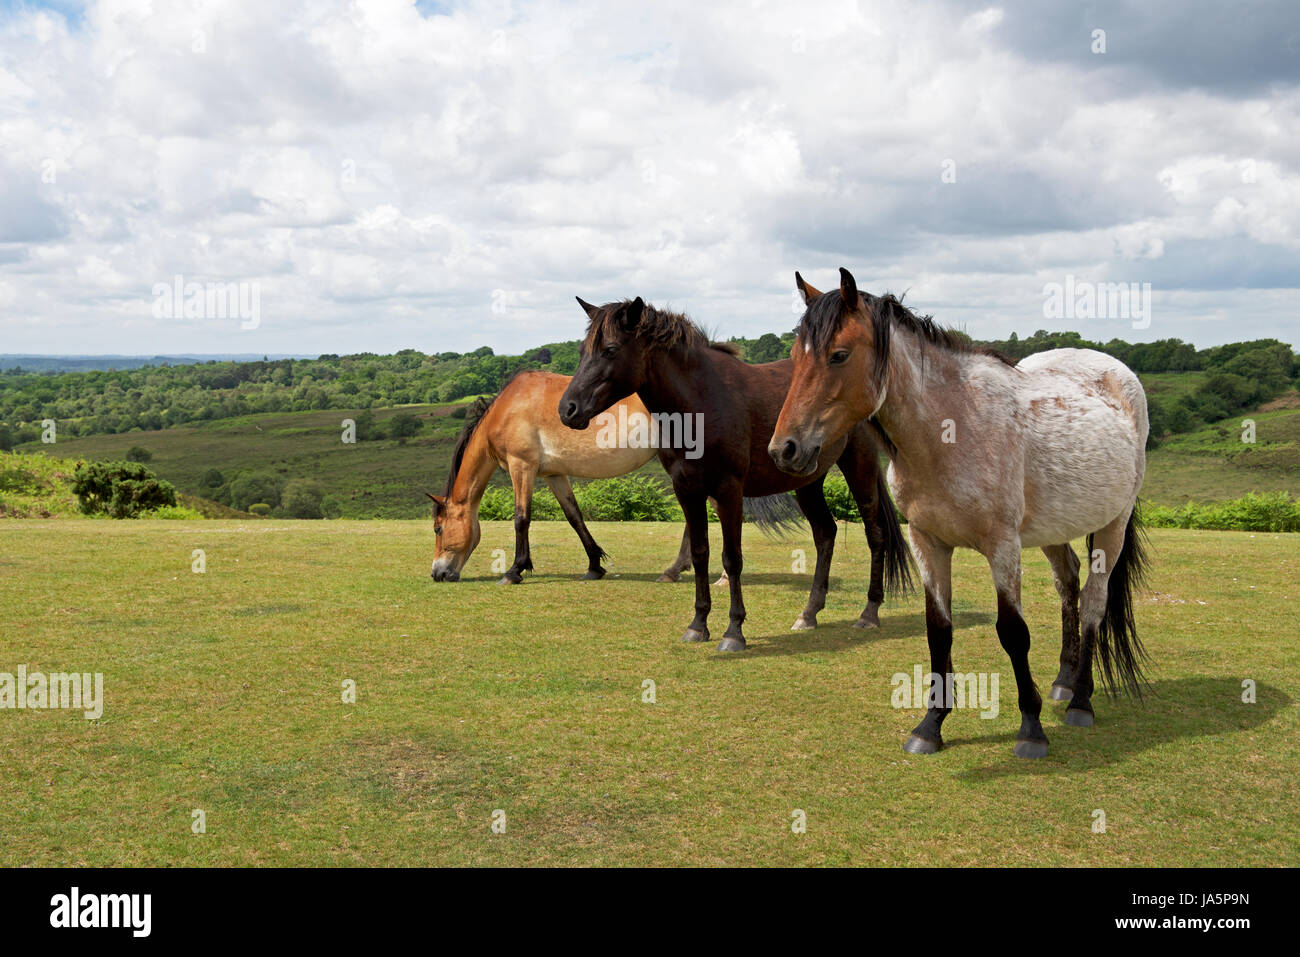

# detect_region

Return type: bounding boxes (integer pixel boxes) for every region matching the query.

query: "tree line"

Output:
[1,329,1295,450]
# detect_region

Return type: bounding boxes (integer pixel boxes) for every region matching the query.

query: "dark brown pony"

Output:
[559,296,912,651]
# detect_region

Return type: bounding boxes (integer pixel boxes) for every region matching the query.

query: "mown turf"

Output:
[0,520,1294,866]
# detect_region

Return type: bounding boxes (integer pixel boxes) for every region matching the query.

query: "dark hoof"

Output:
[497,574,522,585]
[903,735,941,755]
[680,627,709,643]
[1014,739,1049,759]
[716,636,746,653]
[580,568,606,581]
[1064,708,1094,727]
[1049,684,1074,701]
[853,615,880,630]
[790,615,816,631]
[656,572,681,583]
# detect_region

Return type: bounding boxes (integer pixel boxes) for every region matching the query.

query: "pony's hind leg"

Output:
[545,476,607,580]
[791,479,837,631]
[1067,509,1149,728]
[658,505,726,586]
[903,526,955,755]
[658,525,692,583]
[1041,543,1081,701]
[989,537,1049,759]
[500,457,537,584]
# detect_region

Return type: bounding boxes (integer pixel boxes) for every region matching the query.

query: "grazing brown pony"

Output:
[770,268,1151,759]
[558,297,912,652]
[428,370,777,584]
[432,371,663,582]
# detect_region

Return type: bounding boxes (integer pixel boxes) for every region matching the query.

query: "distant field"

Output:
[14,386,1299,516]
[0,520,1293,866]
[1144,401,1300,504]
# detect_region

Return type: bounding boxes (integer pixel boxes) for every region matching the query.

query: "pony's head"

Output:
[428,491,480,581]
[559,297,650,429]
[429,396,492,581]
[770,267,888,475]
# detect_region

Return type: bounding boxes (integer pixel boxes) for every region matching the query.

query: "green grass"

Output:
[0,520,1293,866]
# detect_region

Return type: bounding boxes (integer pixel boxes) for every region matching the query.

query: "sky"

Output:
[0,0,1297,356]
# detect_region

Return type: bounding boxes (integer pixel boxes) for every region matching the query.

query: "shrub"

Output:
[107,477,178,518]
[822,474,860,522]
[575,475,680,522]
[248,503,272,516]
[199,468,224,489]
[1142,493,1300,533]
[228,471,285,511]
[388,411,422,439]
[281,479,326,519]
[72,461,176,518]
[125,446,153,463]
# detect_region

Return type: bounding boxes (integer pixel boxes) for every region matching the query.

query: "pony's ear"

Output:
[575,297,601,320]
[426,492,446,515]
[619,296,645,331]
[795,271,822,305]
[839,267,859,307]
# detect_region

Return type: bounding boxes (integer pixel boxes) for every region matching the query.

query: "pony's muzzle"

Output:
[431,562,460,582]
[769,436,821,476]
[559,399,589,430]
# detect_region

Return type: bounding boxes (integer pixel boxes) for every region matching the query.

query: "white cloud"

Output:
[0,0,1296,356]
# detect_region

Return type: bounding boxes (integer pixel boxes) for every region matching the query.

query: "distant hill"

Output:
[0,354,312,373]
[10,390,1299,519]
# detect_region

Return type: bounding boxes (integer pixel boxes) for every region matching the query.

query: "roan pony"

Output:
[770,268,1150,758]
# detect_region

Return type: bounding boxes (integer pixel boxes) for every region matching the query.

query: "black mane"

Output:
[583,300,738,357]
[800,290,1013,387]
[444,394,495,499]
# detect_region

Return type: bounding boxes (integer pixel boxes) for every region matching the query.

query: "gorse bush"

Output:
[1142,493,1300,533]
[71,460,177,518]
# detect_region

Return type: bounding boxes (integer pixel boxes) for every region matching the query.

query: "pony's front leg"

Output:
[990,539,1049,759]
[500,458,536,584]
[678,492,712,643]
[791,480,836,631]
[904,526,955,755]
[714,483,747,652]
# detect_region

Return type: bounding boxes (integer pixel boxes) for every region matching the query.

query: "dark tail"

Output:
[875,471,914,598]
[1089,506,1152,699]
[743,492,805,539]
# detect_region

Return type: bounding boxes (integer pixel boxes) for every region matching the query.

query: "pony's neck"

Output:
[874,323,978,464]
[638,342,710,415]
[448,425,498,509]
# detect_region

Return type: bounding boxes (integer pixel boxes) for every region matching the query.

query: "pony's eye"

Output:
[602,345,618,358]
[434,525,442,535]
[829,350,850,366]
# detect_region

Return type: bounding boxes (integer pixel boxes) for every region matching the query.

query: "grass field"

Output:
[1,519,1294,866]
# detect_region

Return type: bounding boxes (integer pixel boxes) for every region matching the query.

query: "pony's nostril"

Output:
[781,439,798,463]
[564,401,578,421]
